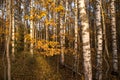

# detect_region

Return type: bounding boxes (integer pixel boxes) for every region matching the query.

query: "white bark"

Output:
[12,0,15,58]
[74,0,78,76]
[6,0,12,80]
[78,0,92,80]
[74,0,78,55]
[110,0,118,72]
[60,0,64,65]
[30,0,34,55]
[46,1,49,41]
[95,0,103,79]
[60,14,64,65]
[53,0,56,41]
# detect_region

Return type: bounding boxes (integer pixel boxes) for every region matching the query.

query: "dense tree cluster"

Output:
[0,0,120,80]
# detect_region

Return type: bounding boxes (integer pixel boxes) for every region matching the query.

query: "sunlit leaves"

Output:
[45,19,56,26]
[47,0,53,3]
[55,5,64,12]
[35,40,60,56]
[24,34,35,44]
[51,2,55,8]
[24,11,47,20]
[37,11,47,19]
[14,32,19,39]
[24,15,29,20]
[24,34,31,41]
[51,35,57,39]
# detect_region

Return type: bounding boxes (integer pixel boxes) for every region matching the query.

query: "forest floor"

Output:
[0,51,120,80]
[0,51,81,80]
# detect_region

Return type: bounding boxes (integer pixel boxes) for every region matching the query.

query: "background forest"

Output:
[0,0,120,80]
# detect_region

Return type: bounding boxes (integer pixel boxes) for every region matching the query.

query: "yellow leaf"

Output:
[55,5,64,12]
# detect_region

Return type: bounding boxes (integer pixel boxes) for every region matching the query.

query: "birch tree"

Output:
[6,0,12,79]
[23,0,28,51]
[60,0,65,65]
[110,0,118,73]
[11,0,15,58]
[78,0,92,80]
[74,0,78,76]
[30,0,34,55]
[95,0,103,80]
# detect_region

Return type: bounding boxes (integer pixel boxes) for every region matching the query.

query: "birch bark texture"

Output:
[78,0,92,80]
[30,0,34,55]
[60,0,65,65]
[110,0,118,72]
[74,0,78,75]
[95,0,103,80]
[11,0,15,58]
[6,0,12,79]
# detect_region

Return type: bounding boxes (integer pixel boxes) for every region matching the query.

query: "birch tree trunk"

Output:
[78,0,92,80]
[74,0,78,77]
[6,0,12,79]
[11,0,15,58]
[23,0,27,51]
[110,0,118,72]
[45,23,48,40]
[60,0,64,65]
[95,0,103,79]
[53,0,56,41]
[30,0,34,55]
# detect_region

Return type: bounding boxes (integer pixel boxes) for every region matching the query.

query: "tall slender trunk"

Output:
[45,23,48,40]
[53,0,56,41]
[30,0,34,55]
[110,0,118,72]
[78,0,92,80]
[74,0,78,78]
[23,0,27,51]
[11,0,15,58]
[1,1,7,79]
[95,0,103,79]
[46,1,49,41]
[60,0,64,65]
[101,3,110,76]
[6,0,12,79]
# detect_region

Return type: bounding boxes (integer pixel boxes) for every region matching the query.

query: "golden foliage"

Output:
[48,0,53,3]
[30,15,34,20]
[14,32,19,39]
[24,34,31,41]
[35,40,60,56]
[55,5,64,12]
[51,2,55,8]
[24,15,29,20]
[45,19,56,26]
[45,19,50,26]
[24,34,35,44]
[24,11,47,20]
[37,11,47,19]
[51,35,57,39]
